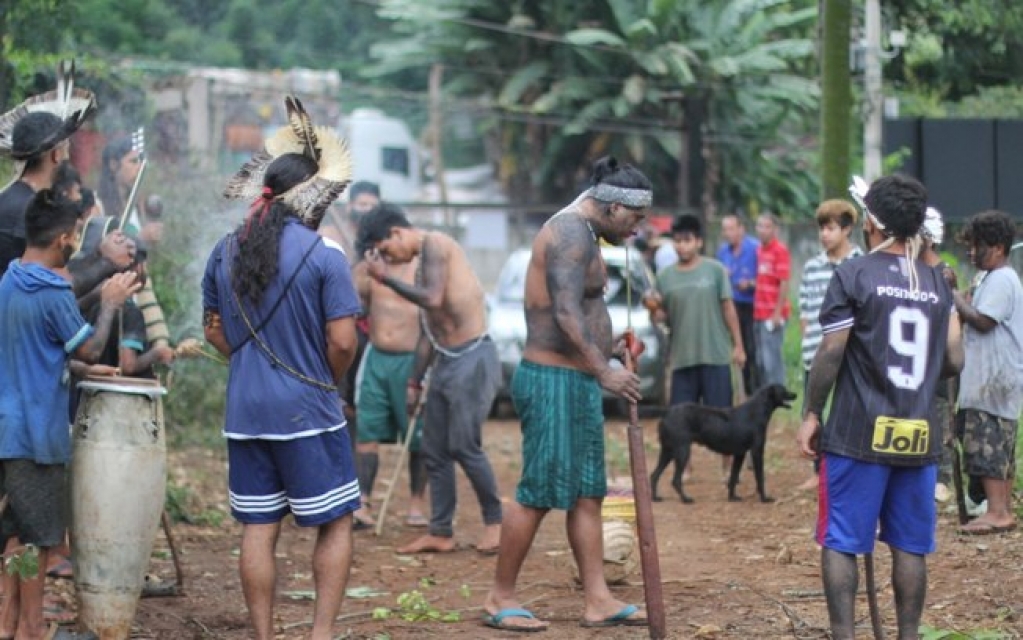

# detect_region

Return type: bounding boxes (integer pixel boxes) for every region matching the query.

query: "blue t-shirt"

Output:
[202,220,362,440]
[0,260,94,464]
[716,236,759,304]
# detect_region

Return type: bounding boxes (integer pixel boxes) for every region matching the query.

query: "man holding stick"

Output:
[361,206,503,555]
[350,202,428,530]
[797,174,964,640]
[482,156,650,631]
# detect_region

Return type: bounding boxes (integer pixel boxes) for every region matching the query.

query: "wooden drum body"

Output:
[71,377,167,640]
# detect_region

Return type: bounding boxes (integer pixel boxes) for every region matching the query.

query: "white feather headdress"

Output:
[223,96,352,229]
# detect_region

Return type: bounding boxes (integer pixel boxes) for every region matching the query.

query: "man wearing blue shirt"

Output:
[716,213,759,395]
[205,122,361,640]
[0,190,137,640]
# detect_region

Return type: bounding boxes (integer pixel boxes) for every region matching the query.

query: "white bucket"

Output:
[71,377,167,640]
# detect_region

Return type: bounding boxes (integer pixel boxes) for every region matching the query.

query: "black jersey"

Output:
[818,252,952,466]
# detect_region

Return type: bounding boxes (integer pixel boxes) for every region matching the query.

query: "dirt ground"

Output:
[104,412,1023,639]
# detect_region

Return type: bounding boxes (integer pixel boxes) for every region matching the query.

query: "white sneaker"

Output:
[965,496,988,517]
[934,483,951,503]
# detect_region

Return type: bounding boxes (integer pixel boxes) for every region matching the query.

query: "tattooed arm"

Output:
[796,328,849,458]
[376,233,445,311]
[546,221,641,402]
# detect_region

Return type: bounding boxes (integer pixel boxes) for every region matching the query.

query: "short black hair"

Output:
[357,201,410,255]
[961,210,1016,255]
[671,214,703,239]
[349,180,381,201]
[25,189,79,248]
[53,161,81,199]
[863,174,927,240]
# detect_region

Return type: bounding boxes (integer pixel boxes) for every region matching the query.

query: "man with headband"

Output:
[482,156,649,631]
[797,174,963,640]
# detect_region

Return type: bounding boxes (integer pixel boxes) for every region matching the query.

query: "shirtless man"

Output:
[483,156,651,631]
[349,203,428,528]
[362,207,502,554]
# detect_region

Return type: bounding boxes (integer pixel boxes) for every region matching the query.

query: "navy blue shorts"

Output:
[227,428,360,527]
[816,453,937,555]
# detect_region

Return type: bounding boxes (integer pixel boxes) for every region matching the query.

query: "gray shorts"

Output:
[0,459,68,549]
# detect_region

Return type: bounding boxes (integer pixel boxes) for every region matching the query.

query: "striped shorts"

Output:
[227,428,360,527]
[512,360,606,510]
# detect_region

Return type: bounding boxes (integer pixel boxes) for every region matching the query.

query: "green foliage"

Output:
[372,581,462,623]
[4,545,39,581]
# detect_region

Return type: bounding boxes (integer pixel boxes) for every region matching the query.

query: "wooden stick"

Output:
[161,509,185,590]
[374,372,431,537]
[624,349,666,639]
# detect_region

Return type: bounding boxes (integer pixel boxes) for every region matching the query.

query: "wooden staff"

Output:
[374,369,431,537]
[623,341,666,639]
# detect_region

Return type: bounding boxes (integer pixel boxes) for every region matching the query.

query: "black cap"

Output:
[11,111,81,160]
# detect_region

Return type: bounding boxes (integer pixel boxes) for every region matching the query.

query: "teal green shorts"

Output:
[355,347,422,450]
[511,360,606,510]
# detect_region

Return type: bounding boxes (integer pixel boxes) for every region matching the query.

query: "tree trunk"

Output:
[819,0,852,199]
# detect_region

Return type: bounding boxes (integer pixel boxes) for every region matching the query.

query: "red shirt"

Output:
[754,238,791,320]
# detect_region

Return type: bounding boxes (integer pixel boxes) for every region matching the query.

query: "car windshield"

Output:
[495,249,651,305]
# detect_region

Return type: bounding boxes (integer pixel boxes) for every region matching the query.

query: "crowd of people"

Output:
[0,65,1021,640]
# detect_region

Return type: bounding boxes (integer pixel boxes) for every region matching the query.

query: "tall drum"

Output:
[71,377,167,640]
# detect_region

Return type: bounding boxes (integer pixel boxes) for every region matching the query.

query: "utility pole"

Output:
[863,0,883,181]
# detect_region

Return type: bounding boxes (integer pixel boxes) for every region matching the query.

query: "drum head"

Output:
[78,375,166,396]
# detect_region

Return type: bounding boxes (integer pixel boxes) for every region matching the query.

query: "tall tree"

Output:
[819,0,852,200]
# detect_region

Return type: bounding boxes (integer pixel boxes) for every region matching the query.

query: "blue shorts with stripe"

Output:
[227,427,360,527]
[816,453,937,555]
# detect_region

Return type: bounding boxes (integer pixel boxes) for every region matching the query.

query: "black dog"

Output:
[650,384,796,504]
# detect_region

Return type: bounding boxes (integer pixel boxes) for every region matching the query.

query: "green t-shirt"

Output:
[656,258,734,369]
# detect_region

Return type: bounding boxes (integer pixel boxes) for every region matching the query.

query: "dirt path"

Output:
[126,415,1023,639]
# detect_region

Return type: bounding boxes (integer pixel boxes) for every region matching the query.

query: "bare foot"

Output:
[959,515,1017,536]
[395,534,456,554]
[796,475,818,492]
[483,592,549,631]
[475,523,501,555]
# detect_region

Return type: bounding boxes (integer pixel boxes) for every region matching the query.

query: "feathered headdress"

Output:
[0,60,96,178]
[223,96,352,230]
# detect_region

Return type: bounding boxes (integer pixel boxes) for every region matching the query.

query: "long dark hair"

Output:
[98,136,133,218]
[232,153,317,305]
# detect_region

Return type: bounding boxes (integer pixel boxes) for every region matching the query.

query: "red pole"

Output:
[624,346,666,638]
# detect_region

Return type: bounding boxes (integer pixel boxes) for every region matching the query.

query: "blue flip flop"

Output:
[482,607,549,632]
[579,603,649,628]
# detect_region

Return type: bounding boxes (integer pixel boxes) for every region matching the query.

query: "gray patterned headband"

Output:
[589,184,652,208]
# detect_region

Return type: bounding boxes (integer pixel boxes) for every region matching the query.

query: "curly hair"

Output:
[232,153,318,305]
[863,174,927,240]
[960,210,1016,255]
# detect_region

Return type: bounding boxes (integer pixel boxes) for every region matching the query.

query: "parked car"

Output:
[487,246,667,412]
